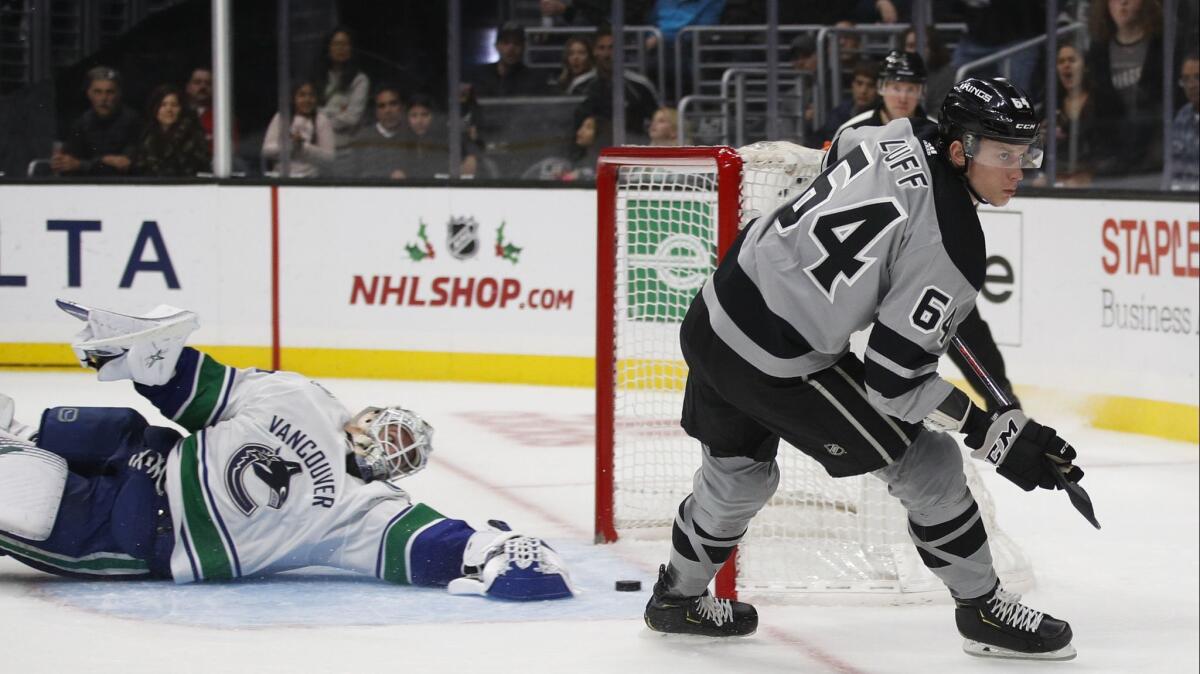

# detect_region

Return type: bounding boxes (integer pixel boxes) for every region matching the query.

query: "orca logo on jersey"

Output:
[225,443,303,517]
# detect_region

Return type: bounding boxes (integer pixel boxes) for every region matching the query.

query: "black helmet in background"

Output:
[939,77,1043,168]
[880,50,928,84]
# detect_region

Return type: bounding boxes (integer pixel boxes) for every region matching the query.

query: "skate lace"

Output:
[695,595,734,627]
[987,587,1044,632]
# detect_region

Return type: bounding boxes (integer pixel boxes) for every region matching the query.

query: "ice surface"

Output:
[1,370,1196,673]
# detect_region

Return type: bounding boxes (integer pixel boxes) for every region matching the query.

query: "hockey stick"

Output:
[950,335,1101,530]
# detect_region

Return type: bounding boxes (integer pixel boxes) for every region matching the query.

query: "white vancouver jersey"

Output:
[702,117,985,422]
[157,354,436,583]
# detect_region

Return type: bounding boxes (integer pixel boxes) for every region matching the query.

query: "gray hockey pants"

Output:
[667,429,998,600]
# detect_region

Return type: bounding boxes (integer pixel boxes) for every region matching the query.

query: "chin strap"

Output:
[955,155,989,205]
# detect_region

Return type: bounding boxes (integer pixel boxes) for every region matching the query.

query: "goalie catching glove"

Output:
[963,406,1084,492]
[57,299,199,386]
[447,521,574,600]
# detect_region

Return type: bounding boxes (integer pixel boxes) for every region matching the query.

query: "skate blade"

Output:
[963,639,1076,661]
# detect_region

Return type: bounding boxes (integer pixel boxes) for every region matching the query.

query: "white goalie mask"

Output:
[345,406,434,482]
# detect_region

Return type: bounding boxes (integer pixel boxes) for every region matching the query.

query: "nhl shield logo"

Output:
[447,216,480,260]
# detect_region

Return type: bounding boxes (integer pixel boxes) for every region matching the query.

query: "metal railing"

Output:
[674,24,825,105]
[954,21,1084,83]
[720,68,809,147]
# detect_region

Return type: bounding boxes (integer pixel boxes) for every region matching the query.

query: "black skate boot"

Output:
[644,564,757,637]
[955,581,1075,660]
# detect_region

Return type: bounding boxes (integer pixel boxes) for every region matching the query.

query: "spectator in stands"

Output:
[183,66,238,156]
[648,106,680,145]
[782,34,820,144]
[553,36,594,93]
[572,25,660,142]
[52,66,141,176]
[313,26,370,175]
[132,85,210,177]
[951,0,1044,96]
[643,0,724,96]
[398,93,479,179]
[1043,40,1123,186]
[1169,49,1199,190]
[903,26,954,114]
[811,59,879,148]
[1087,0,1167,178]
[349,85,410,180]
[834,20,864,86]
[468,22,550,98]
[261,81,336,178]
[564,115,610,180]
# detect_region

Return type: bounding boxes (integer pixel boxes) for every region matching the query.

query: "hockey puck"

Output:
[615,580,642,592]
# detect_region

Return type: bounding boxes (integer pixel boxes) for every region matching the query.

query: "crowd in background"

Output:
[32,0,1200,191]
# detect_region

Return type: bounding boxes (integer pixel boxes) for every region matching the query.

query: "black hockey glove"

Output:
[963,406,1084,492]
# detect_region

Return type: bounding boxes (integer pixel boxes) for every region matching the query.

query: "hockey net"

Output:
[595,143,1032,602]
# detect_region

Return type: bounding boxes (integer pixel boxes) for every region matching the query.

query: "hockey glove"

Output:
[57,299,198,386]
[964,406,1084,492]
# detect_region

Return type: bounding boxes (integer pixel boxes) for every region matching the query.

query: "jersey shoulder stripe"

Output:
[712,226,815,360]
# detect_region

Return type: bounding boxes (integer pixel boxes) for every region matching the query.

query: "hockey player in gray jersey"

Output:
[644,78,1085,661]
[833,49,1022,410]
[0,300,573,602]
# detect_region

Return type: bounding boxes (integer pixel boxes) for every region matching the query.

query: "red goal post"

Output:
[595,145,743,537]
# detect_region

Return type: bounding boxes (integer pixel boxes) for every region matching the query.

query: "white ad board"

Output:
[0,185,271,348]
[1,184,1195,426]
[977,197,1199,406]
[277,186,595,357]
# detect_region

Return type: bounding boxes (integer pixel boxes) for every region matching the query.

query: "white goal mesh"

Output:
[598,144,1032,601]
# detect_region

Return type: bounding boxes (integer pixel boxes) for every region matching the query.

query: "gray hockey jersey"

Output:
[698,117,984,423]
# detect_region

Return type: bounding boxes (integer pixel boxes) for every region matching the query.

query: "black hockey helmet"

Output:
[938,77,1043,168]
[880,50,927,84]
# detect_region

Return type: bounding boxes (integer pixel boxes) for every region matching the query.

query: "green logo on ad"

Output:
[625,199,715,321]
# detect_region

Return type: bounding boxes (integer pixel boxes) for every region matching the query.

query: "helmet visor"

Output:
[964,133,1044,169]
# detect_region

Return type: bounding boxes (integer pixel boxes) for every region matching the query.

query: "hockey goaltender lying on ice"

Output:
[0,298,574,602]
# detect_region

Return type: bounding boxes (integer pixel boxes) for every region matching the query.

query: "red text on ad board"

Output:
[1101,218,1199,277]
[349,275,574,310]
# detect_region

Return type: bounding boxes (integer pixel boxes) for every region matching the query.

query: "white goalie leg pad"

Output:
[447,528,575,600]
[57,298,199,386]
[0,441,68,541]
[1,393,37,443]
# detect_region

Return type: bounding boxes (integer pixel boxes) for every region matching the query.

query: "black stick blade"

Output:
[1048,459,1101,529]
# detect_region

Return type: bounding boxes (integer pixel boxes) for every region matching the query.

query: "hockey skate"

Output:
[644,564,757,637]
[955,581,1076,660]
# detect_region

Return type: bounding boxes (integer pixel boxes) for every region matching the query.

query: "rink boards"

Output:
[0,182,1196,441]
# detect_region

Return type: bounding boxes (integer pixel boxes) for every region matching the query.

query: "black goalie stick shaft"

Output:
[950,335,1101,529]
